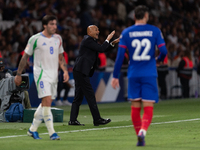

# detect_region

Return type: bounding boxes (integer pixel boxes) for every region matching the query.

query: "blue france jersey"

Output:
[113,24,167,78]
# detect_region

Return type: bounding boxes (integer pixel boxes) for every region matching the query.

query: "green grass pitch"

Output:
[0,98,200,150]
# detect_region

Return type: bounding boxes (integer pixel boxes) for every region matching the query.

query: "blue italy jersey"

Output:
[113,24,167,78]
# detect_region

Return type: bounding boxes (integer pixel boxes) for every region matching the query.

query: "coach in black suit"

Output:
[68,25,119,126]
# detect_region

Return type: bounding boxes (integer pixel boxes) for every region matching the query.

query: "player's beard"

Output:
[47,28,56,36]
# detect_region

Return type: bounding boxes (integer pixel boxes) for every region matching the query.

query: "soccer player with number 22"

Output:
[111,5,167,146]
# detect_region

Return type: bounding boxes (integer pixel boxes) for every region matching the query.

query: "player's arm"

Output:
[156,29,168,62]
[157,46,167,62]
[14,53,30,86]
[17,53,30,75]
[59,53,69,83]
[111,34,126,89]
[113,46,126,78]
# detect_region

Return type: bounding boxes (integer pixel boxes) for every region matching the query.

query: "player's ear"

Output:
[43,24,47,29]
[145,13,149,22]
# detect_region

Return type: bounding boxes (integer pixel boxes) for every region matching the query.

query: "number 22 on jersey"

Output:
[132,38,151,61]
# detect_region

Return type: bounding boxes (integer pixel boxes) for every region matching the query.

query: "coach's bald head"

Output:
[87,25,99,39]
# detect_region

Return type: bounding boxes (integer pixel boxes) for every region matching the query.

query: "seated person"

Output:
[0,58,31,110]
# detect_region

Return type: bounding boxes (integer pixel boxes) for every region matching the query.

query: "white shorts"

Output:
[35,79,57,100]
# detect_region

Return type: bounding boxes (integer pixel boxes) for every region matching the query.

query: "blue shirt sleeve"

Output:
[113,34,126,78]
[156,29,167,61]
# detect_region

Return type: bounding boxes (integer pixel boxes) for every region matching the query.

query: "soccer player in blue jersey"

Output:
[111,5,167,146]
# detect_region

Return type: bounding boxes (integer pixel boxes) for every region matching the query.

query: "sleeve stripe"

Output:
[119,45,127,49]
[158,43,165,48]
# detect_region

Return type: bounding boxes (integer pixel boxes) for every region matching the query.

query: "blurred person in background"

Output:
[96,53,107,71]
[0,57,31,109]
[157,55,168,99]
[176,50,193,98]
[171,48,184,67]
[55,51,72,106]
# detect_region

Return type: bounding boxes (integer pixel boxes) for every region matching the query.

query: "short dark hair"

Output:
[134,5,149,20]
[42,15,57,26]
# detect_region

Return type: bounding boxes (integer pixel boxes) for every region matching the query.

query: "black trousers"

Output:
[180,77,190,98]
[70,70,101,122]
[57,81,70,100]
[157,71,168,98]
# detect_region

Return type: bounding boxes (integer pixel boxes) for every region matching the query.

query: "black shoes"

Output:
[94,118,111,126]
[68,120,85,126]
[68,118,111,126]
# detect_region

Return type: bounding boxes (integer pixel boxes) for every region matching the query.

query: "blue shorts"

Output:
[128,76,159,103]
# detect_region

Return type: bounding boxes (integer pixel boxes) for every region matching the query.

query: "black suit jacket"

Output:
[73,35,113,77]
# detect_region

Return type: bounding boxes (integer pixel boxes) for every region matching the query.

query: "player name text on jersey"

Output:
[129,31,153,37]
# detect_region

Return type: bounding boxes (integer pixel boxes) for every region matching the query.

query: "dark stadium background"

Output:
[0,0,200,104]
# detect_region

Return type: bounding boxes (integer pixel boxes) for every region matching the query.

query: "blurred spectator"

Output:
[106,52,116,67]
[117,0,127,22]
[55,51,72,106]
[68,50,76,66]
[157,56,169,99]
[176,50,194,98]
[0,0,199,74]
[56,68,72,106]
[171,48,184,67]
[192,49,200,68]
[97,53,107,71]
[167,28,178,45]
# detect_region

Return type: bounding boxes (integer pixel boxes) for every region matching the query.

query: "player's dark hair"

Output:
[134,5,149,20]
[42,15,57,26]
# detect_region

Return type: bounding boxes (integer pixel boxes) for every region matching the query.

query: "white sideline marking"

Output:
[1,118,200,139]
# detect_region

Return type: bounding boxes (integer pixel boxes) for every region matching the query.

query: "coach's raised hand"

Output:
[106,30,115,41]
[111,37,120,46]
